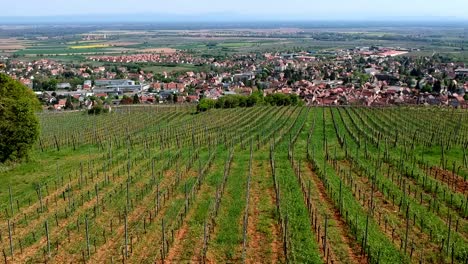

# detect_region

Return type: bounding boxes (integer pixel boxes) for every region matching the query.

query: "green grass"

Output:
[0,144,101,214]
[210,155,248,262]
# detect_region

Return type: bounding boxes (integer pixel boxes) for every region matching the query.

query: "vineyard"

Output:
[0,105,467,264]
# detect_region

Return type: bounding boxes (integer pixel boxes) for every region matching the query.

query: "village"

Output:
[1,45,468,110]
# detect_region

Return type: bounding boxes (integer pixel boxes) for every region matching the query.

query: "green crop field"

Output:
[0,105,467,263]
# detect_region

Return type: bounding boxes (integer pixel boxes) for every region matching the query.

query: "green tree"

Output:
[44,79,58,91]
[246,94,259,107]
[133,94,140,104]
[421,84,432,93]
[0,74,41,162]
[415,79,421,90]
[238,95,247,107]
[410,68,423,77]
[197,98,215,112]
[290,94,299,105]
[432,80,442,93]
[65,96,74,110]
[265,93,291,106]
[448,81,457,93]
[63,71,75,79]
[215,97,225,108]
[223,95,239,108]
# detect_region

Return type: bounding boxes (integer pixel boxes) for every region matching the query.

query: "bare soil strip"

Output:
[426,166,468,194]
[305,163,367,264]
[245,160,273,263]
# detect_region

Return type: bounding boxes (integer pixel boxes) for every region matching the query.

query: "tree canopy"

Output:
[197,92,302,112]
[0,73,41,162]
[133,94,140,104]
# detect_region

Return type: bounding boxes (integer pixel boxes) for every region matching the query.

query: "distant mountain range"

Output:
[0,13,467,25]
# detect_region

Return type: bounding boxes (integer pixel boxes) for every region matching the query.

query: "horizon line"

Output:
[1,12,467,22]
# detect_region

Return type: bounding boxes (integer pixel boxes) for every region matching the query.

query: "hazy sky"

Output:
[3,0,468,19]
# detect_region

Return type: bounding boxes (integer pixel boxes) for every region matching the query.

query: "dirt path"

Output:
[426,166,468,194]
[267,187,283,264]
[246,189,262,261]
[245,160,270,264]
[165,222,190,263]
[305,162,366,264]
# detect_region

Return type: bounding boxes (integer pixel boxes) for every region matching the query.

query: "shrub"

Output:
[87,105,109,115]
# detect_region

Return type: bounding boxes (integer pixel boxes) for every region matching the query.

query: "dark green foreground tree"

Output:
[0,74,41,162]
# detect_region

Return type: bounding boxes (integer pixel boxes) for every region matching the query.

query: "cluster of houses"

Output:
[1,45,468,109]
